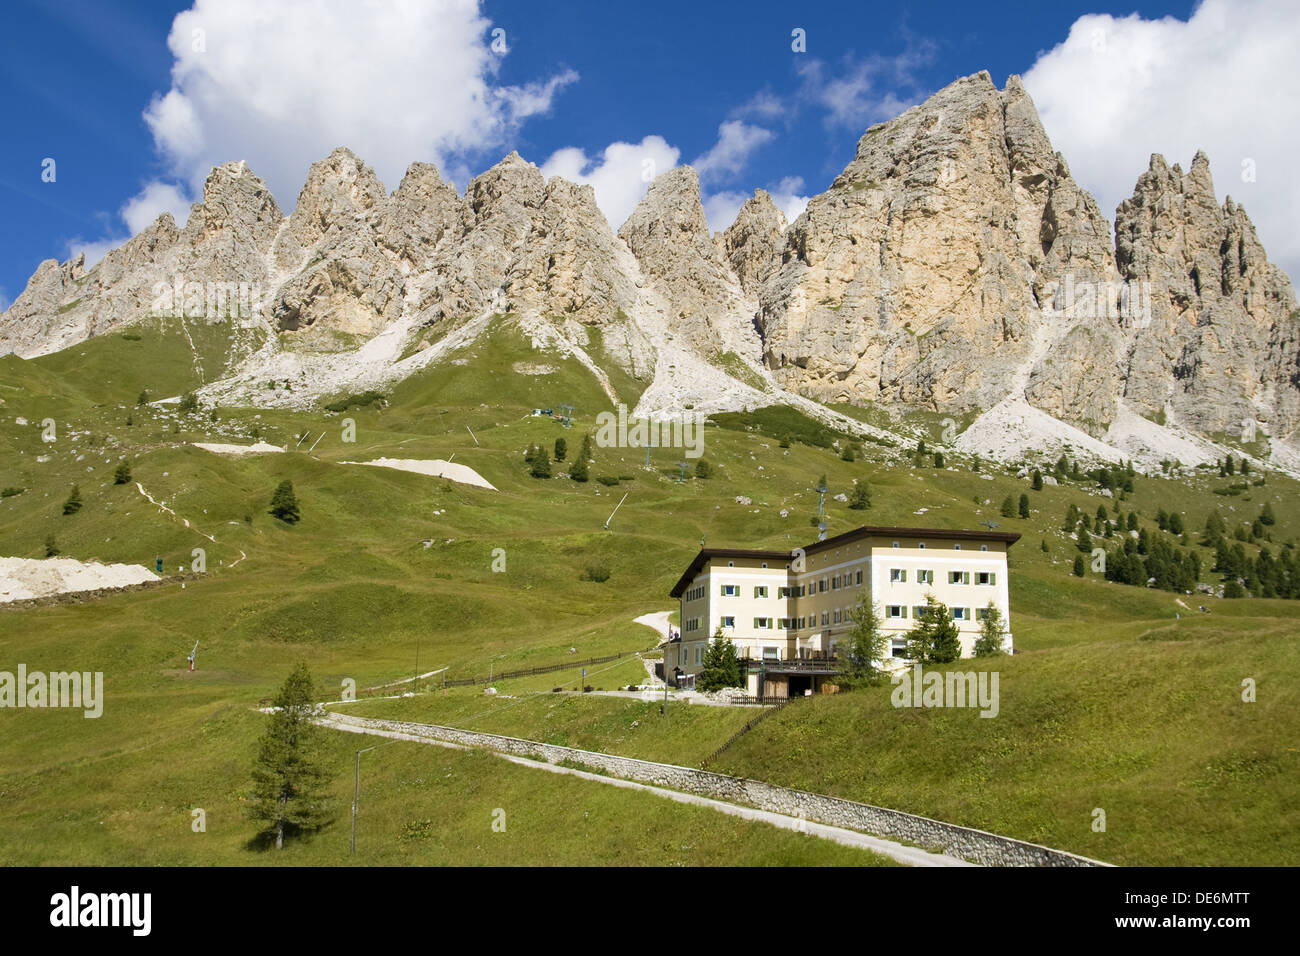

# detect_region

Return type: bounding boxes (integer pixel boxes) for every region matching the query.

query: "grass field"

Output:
[2,318,1298,865]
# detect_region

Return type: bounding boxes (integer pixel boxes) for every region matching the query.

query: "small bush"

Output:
[323,390,386,413]
[581,565,610,583]
[694,460,713,478]
[596,475,620,486]
[178,392,199,413]
[0,486,23,498]
[62,486,83,516]
[113,462,132,485]
[44,535,59,557]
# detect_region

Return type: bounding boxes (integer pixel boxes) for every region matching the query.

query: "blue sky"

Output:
[7,0,1297,311]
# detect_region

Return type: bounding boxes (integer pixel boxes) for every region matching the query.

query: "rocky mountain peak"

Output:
[722,189,788,296]
[289,147,387,246]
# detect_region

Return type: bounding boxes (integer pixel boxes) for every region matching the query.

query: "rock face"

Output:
[619,166,759,359]
[723,190,788,297]
[2,70,1297,457]
[758,71,1122,430]
[1115,151,1300,439]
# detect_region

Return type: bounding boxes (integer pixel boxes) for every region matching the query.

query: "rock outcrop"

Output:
[722,189,788,296]
[757,71,1122,431]
[1115,151,1300,440]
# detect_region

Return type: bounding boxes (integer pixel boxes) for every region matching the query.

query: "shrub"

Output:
[694,460,713,479]
[933,452,945,468]
[62,486,82,516]
[849,483,871,510]
[136,389,149,406]
[113,461,132,485]
[840,445,856,462]
[178,392,199,413]
[0,486,23,498]
[323,390,386,413]
[44,535,59,558]
[581,565,610,583]
[595,474,619,486]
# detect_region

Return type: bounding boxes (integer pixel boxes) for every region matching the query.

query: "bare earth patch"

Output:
[0,557,160,603]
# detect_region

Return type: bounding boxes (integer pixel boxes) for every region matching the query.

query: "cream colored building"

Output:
[667,525,1019,697]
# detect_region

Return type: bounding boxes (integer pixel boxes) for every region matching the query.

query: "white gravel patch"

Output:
[0,557,160,603]
[191,441,286,455]
[340,457,497,490]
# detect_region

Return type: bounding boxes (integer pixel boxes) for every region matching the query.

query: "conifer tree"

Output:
[553,437,567,462]
[269,480,300,523]
[1018,494,1030,518]
[973,602,1007,656]
[62,485,82,516]
[249,663,332,850]
[844,597,887,685]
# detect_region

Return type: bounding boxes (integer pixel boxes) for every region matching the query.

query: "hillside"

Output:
[1,313,1298,864]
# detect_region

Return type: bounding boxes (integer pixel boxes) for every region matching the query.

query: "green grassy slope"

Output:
[1,320,1298,865]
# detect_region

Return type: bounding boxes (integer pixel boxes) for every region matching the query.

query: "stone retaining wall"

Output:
[323,711,1110,867]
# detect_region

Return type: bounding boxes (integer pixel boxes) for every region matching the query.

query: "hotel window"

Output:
[976,571,996,586]
[754,586,768,598]
[918,542,926,549]
[695,646,703,664]
[892,541,900,548]
[819,578,827,593]
[831,575,839,590]
[975,607,991,621]
[913,605,930,619]
[721,616,735,628]
[761,562,768,569]
[762,646,779,661]
[754,617,773,629]
[917,569,933,584]
[890,568,907,583]
[721,584,739,596]
[980,545,989,552]
[728,561,734,567]
[798,617,806,628]
[952,607,970,621]
[679,648,686,665]
[778,618,792,629]
[949,571,970,585]
[856,569,863,585]
[821,611,829,626]
[886,605,906,619]
[833,609,841,624]
[891,639,908,658]
[954,543,962,551]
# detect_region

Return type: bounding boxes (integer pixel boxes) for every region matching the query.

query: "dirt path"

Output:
[316,711,970,867]
[135,481,248,569]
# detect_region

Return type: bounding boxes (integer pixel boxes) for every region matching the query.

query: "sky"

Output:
[2,0,1297,313]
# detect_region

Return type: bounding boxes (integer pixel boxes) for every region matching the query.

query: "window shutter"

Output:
[991,572,997,585]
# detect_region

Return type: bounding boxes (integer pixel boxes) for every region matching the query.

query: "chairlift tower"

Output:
[815,476,829,541]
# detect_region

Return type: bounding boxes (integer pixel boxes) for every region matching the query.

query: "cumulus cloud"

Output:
[692,121,774,181]
[145,0,574,199]
[541,136,681,231]
[76,0,574,262]
[1022,0,1300,280]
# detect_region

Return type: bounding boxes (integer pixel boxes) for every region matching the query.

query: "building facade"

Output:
[667,525,1019,697]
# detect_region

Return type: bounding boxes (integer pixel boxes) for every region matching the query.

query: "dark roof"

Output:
[669,548,792,598]
[667,526,1020,598]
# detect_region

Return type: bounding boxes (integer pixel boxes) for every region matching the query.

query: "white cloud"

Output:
[768,176,811,224]
[121,182,192,235]
[1022,0,1300,280]
[541,136,680,230]
[692,121,773,181]
[144,0,575,201]
[63,236,123,269]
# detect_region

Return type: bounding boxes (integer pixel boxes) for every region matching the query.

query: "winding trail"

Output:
[135,481,248,569]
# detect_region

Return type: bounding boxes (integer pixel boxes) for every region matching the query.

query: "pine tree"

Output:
[933,452,945,468]
[697,628,743,692]
[1168,513,1184,536]
[1031,469,1043,490]
[1001,495,1015,517]
[44,535,59,557]
[1077,525,1092,553]
[136,389,149,406]
[844,597,887,685]
[113,461,132,485]
[1073,554,1086,576]
[530,448,552,479]
[849,482,871,510]
[840,444,856,462]
[249,663,332,850]
[905,596,961,664]
[694,460,713,479]
[1225,456,1236,475]
[569,455,589,482]
[1063,503,1080,531]
[1018,494,1030,518]
[553,437,567,462]
[1260,502,1277,526]
[268,480,300,523]
[973,602,1007,656]
[1041,539,1049,553]
[578,432,594,463]
[1127,512,1138,532]
[62,485,82,515]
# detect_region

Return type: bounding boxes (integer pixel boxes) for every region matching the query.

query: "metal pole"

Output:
[466,425,478,446]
